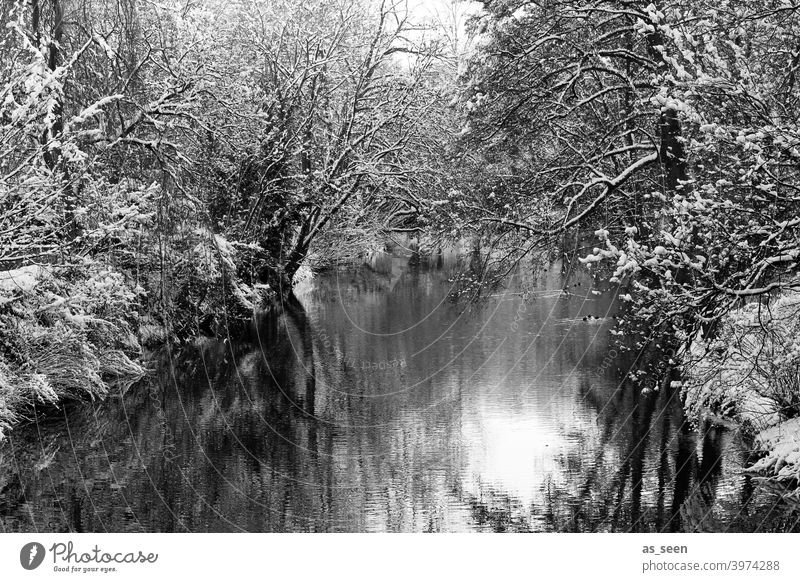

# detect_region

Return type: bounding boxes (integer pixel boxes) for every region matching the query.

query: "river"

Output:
[1,250,798,532]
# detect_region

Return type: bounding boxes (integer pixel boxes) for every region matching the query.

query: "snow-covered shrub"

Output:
[676,293,800,490]
[683,293,800,432]
[0,260,145,438]
[146,221,272,340]
[747,418,800,488]
[0,361,20,441]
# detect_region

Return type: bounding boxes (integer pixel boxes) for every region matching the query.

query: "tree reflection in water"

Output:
[1,252,798,532]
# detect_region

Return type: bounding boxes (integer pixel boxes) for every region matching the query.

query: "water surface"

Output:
[1,252,798,532]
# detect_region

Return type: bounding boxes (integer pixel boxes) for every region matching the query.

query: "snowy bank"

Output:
[0,266,45,295]
[683,292,800,487]
[746,418,800,486]
[0,261,145,441]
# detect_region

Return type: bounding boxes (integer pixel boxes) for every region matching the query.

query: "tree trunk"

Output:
[35,0,80,241]
[659,108,688,194]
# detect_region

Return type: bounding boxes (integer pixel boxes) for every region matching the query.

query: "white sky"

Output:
[403,0,483,57]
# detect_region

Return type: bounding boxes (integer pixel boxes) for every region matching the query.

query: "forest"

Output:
[1,0,800,502]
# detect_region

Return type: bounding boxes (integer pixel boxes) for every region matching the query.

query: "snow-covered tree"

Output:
[445,0,800,346]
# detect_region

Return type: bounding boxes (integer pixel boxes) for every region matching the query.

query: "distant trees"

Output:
[195,0,444,291]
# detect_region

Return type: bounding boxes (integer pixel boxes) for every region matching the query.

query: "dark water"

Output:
[1,252,798,532]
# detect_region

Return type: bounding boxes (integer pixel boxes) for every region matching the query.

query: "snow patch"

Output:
[747,418,800,484]
[0,265,46,294]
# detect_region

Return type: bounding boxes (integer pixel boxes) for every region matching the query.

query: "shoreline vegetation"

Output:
[683,292,800,492]
[0,262,145,440]
[2,0,800,502]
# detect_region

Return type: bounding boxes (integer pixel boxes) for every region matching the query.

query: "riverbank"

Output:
[0,230,389,441]
[683,292,800,492]
[0,262,145,440]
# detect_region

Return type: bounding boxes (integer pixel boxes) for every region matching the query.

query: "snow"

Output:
[747,418,800,483]
[293,264,314,284]
[683,291,800,487]
[70,94,122,125]
[0,265,46,294]
[511,6,530,20]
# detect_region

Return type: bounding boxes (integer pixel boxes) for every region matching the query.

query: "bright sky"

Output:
[406,0,482,27]
[406,0,481,18]
[403,0,483,57]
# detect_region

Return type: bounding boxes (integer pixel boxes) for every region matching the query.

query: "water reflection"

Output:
[1,252,798,532]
